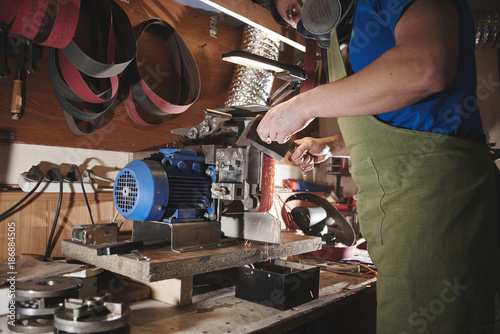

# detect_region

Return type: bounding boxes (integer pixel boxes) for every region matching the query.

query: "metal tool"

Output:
[235,114,308,163]
[26,39,36,74]
[131,249,150,261]
[71,224,118,245]
[54,296,131,334]
[10,37,25,119]
[8,276,82,333]
[0,24,9,78]
[236,114,293,162]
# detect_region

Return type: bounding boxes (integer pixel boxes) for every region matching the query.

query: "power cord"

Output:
[44,168,63,259]
[68,165,95,225]
[0,166,44,221]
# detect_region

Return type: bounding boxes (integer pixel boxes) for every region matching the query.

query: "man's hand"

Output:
[290,135,348,172]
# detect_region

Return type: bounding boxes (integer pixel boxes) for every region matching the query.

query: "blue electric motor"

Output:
[113,149,214,222]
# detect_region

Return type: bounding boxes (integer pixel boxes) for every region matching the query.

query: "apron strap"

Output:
[327,27,347,82]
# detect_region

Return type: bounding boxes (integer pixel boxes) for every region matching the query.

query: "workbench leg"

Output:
[141,276,193,307]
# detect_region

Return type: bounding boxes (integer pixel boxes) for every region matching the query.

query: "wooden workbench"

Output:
[61,231,323,282]
[0,269,375,334]
[126,269,376,334]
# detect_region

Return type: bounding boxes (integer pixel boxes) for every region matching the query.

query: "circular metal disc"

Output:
[16,304,62,316]
[54,303,131,333]
[7,317,54,334]
[16,276,82,298]
[301,0,342,35]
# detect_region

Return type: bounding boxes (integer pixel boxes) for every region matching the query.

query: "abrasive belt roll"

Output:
[47,2,201,134]
[123,17,201,126]
[48,0,135,135]
[0,0,81,49]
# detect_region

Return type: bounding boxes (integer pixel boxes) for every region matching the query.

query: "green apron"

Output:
[338,115,500,333]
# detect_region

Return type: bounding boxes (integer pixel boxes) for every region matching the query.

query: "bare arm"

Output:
[257,0,460,143]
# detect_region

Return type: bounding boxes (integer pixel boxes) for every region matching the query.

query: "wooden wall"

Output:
[0,191,133,260]
[0,0,244,152]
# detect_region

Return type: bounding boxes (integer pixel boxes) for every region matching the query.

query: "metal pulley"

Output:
[8,276,82,333]
[54,296,131,334]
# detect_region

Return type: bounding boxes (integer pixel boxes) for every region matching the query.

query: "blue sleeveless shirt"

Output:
[348,0,483,135]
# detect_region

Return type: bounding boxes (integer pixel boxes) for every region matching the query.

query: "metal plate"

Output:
[220,212,281,244]
[7,317,54,333]
[169,221,222,252]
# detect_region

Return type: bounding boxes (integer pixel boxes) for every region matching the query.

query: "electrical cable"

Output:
[45,168,64,259]
[45,168,63,259]
[69,165,95,225]
[0,166,44,221]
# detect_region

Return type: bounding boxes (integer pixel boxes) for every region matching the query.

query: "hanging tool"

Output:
[26,39,36,74]
[0,24,9,78]
[10,37,25,119]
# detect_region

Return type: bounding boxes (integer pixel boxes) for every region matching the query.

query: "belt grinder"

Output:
[113,105,284,252]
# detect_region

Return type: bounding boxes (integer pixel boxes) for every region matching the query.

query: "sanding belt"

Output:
[47,1,200,134]
[1,0,80,48]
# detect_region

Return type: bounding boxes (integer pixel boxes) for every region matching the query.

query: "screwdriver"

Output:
[11,38,25,120]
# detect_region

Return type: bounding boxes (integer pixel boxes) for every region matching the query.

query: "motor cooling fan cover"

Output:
[113,159,169,221]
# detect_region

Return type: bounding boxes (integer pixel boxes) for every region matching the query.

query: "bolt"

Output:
[192,162,202,173]
[187,128,197,138]
[177,161,186,170]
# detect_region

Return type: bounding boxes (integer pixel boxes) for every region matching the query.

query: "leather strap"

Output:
[124,18,201,125]
[281,192,356,246]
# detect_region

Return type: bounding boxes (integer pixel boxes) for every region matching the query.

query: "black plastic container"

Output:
[236,259,320,310]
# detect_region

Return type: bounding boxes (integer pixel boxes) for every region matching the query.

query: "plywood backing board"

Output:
[0,0,244,152]
[61,231,322,282]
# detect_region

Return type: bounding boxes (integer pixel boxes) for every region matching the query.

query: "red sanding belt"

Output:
[257,154,276,212]
[299,38,318,93]
[124,18,201,125]
[4,0,80,49]
[48,0,135,135]
[39,0,80,48]
[58,50,119,104]
[0,0,23,26]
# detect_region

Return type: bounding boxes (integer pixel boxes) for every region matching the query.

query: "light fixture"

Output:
[222,50,307,105]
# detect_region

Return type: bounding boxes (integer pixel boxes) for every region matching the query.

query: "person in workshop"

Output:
[260,0,500,333]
